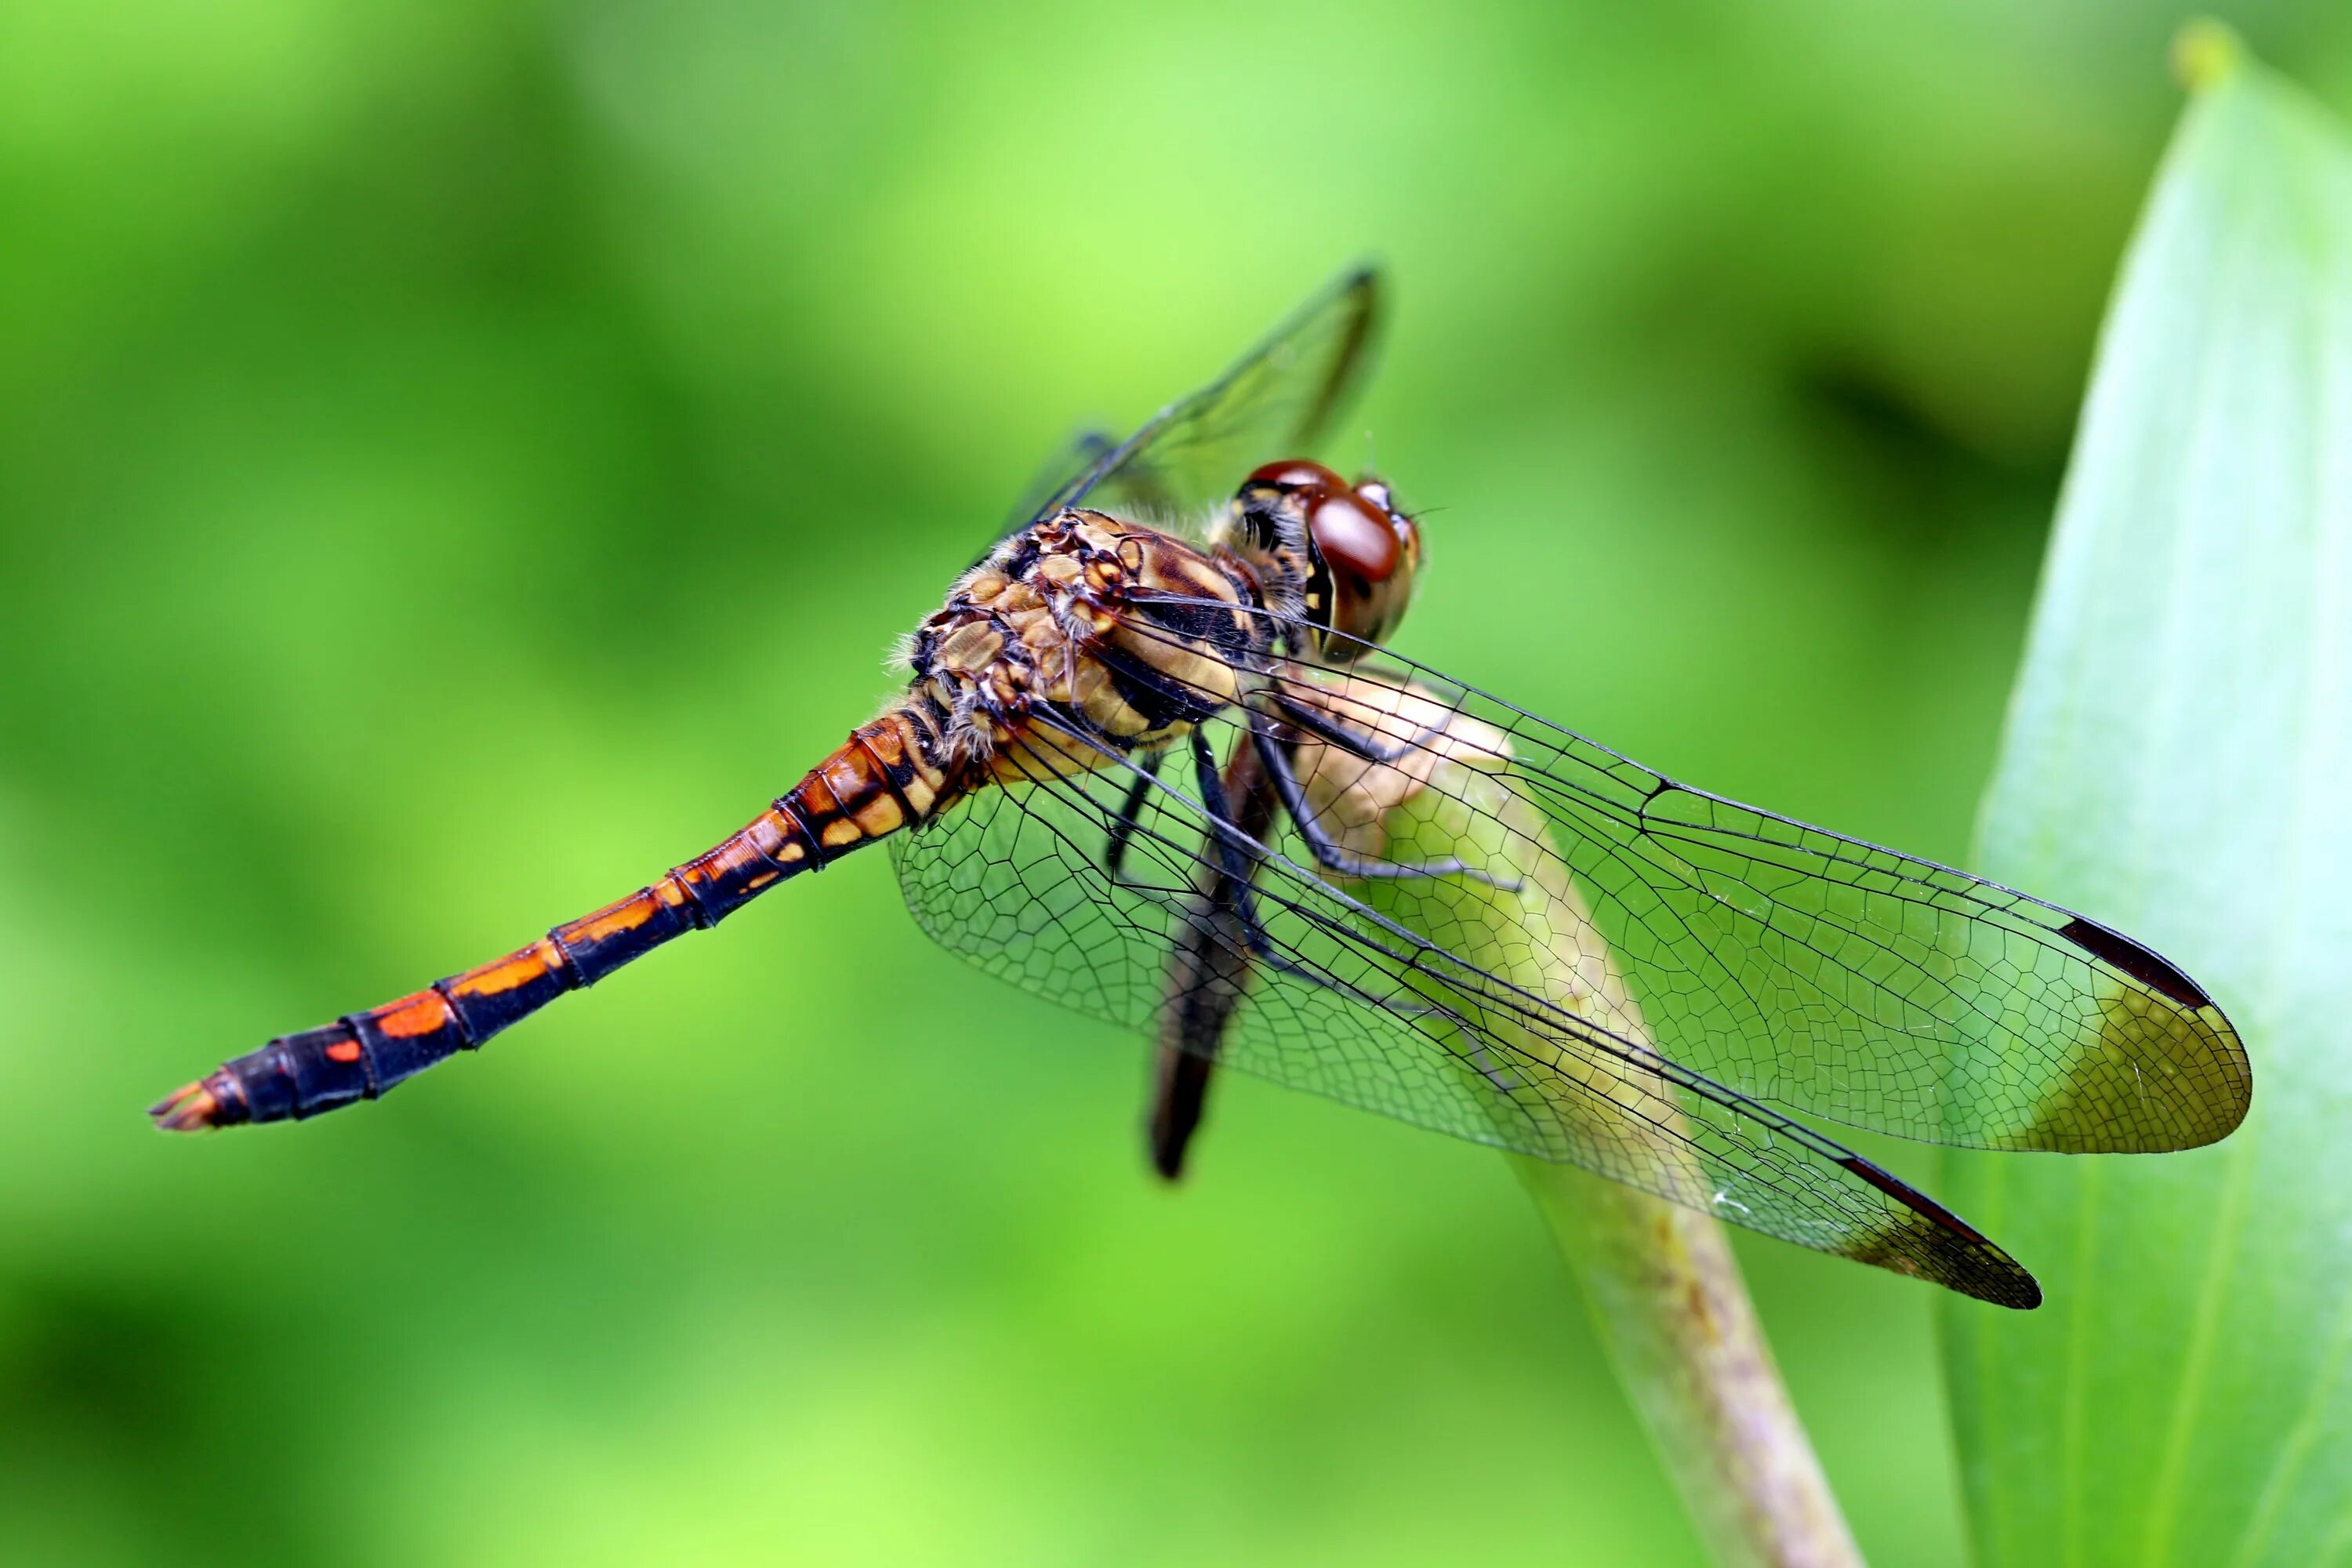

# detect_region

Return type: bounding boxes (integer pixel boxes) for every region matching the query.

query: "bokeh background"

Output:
[6,4,2350,1564]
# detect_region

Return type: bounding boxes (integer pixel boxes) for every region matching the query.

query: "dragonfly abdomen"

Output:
[151,703,961,1131]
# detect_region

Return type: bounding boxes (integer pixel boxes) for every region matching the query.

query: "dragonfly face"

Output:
[153,267,2252,1312]
[1217,459,1424,659]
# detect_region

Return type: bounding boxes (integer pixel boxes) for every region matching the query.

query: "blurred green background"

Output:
[6,4,2350,1564]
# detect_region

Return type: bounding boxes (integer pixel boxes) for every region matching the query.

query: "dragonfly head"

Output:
[1229,459,1421,660]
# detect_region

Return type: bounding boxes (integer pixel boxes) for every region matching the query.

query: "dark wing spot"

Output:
[2056,916,2212,1010]
[1832,1155,2039,1308]
[1836,1154,1991,1246]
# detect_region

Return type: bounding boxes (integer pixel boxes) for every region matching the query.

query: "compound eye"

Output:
[1234,459,1348,553]
[1243,459,1347,496]
[1309,492,1402,590]
[1310,477,1421,653]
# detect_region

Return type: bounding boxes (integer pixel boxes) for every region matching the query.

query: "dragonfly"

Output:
[151,268,2251,1308]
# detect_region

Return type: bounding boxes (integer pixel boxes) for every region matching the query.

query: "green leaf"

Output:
[1942,34,2352,1568]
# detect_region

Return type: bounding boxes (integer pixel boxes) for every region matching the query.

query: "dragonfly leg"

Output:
[1251,725,1493,883]
[1264,688,1446,765]
[1190,729,1270,932]
[1131,723,1513,1149]
[1102,751,1164,883]
[1156,729,1463,1175]
[1188,730,1366,977]
[1040,710,1454,993]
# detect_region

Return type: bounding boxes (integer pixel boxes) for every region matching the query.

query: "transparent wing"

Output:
[1007,267,1382,538]
[1127,602,2252,1154]
[893,703,2042,1308]
[997,427,1118,543]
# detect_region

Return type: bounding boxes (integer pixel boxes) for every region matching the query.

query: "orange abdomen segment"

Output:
[151,706,963,1130]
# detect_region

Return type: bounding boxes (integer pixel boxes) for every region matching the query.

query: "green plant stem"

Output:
[1514,1158,1861,1568]
[1294,675,1863,1567]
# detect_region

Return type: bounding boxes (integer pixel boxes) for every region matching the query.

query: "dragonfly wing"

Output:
[892,710,2040,1307]
[997,428,1120,544]
[1220,629,2253,1155]
[996,267,1383,546]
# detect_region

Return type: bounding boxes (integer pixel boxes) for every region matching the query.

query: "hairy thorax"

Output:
[902,510,1262,784]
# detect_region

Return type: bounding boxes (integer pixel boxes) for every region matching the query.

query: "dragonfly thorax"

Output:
[908,509,1263,768]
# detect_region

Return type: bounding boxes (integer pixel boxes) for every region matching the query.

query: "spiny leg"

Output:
[1102,750,1164,883]
[1265,688,1451,765]
[1029,717,1486,1167]
[1030,709,1456,1007]
[1160,731,1500,1160]
[1190,728,1270,933]
[1185,730,1470,989]
[1250,724,1486,881]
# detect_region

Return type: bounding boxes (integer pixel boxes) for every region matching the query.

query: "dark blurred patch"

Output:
[0,1276,206,1459]
[0,1272,328,1564]
[1802,358,1966,471]
[1791,354,2065,551]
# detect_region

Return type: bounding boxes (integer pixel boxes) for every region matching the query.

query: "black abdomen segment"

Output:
[151,708,956,1130]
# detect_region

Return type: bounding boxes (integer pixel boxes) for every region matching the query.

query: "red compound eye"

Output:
[1309,490,1402,590]
[1326,485,1417,650]
[1244,460,1402,589]
[1243,459,1345,494]
[1235,459,1421,653]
